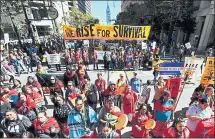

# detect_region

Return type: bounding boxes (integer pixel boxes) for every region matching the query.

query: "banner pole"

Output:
[174,76,187,111]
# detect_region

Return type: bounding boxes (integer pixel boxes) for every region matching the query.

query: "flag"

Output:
[201,57,215,85]
[165,77,181,99]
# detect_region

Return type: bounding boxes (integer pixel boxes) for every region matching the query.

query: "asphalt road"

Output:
[12,64,202,137]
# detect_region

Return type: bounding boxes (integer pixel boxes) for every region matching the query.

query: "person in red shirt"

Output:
[95,72,106,107]
[33,111,61,138]
[103,82,119,106]
[16,93,37,121]
[48,76,65,99]
[23,86,45,108]
[132,104,152,138]
[92,50,98,70]
[164,117,190,138]
[1,87,19,107]
[82,48,89,70]
[75,48,82,64]
[123,85,137,119]
[26,76,44,98]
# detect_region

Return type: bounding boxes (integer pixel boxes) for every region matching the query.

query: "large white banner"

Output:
[95,51,111,60]
[47,54,61,65]
[183,57,203,83]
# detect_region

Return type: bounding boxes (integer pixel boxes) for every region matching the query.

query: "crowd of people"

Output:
[0,60,214,138]
[0,38,214,138]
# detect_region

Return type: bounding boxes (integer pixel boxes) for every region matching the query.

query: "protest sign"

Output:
[200,57,215,85]
[185,42,191,49]
[46,54,61,65]
[95,51,111,60]
[183,57,203,83]
[159,62,184,76]
[165,77,181,99]
[63,24,151,40]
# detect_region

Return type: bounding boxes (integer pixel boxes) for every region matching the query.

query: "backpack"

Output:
[87,84,97,103]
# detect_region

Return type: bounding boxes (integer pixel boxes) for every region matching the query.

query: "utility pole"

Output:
[21,0,35,46]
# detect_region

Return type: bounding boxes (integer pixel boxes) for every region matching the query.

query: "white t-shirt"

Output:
[186,105,213,132]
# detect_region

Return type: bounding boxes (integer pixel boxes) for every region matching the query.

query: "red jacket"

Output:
[132,111,152,138]
[33,117,60,134]
[26,81,42,89]
[164,127,190,138]
[8,89,19,96]
[95,79,106,92]
[103,87,119,97]
[26,90,44,105]
[123,90,137,114]
[16,96,36,113]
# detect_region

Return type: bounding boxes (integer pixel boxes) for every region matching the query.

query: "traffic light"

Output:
[140,16,144,24]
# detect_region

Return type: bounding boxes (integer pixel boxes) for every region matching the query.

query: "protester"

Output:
[186,97,214,138]
[132,104,152,138]
[129,72,142,94]
[63,66,75,86]
[152,91,175,137]
[98,95,123,134]
[95,72,106,107]
[122,85,137,121]
[164,117,190,138]
[68,96,98,138]
[33,111,61,138]
[0,109,33,138]
[103,82,119,106]
[53,95,71,137]
[98,123,120,138]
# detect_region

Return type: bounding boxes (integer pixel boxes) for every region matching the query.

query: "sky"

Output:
[91,1,121,25]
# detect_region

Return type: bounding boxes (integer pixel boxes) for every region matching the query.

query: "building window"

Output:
[68,1,73,6]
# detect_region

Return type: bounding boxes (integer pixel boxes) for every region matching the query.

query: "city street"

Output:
[13,64,202,137]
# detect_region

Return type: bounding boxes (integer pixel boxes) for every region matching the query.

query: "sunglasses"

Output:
[50,79,55,80]
[68,84,73,86]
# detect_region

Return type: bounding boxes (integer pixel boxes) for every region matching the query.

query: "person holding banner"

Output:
[152,91,175,137]
[153,76,165,102]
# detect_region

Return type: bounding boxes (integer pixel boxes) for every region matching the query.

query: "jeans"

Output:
[93,61,98,70]
[114,95,121,108]
[26,64,33,72]
[153,71,159,83]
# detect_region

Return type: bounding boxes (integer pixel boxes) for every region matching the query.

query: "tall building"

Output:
[106,2,111,25]
[176,0,214,52]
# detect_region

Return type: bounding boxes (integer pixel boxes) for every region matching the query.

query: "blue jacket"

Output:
[156,99,174,122]
[68,106,98,138]
[130,78,142,93]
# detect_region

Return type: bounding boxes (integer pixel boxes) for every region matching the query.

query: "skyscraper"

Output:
[106,1,111,25]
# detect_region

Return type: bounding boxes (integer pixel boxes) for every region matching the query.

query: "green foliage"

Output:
[115,2,153,26]
[63,7,99,27]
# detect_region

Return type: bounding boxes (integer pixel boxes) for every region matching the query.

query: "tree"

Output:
[63,7,99,27]
[115,2,153,26]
